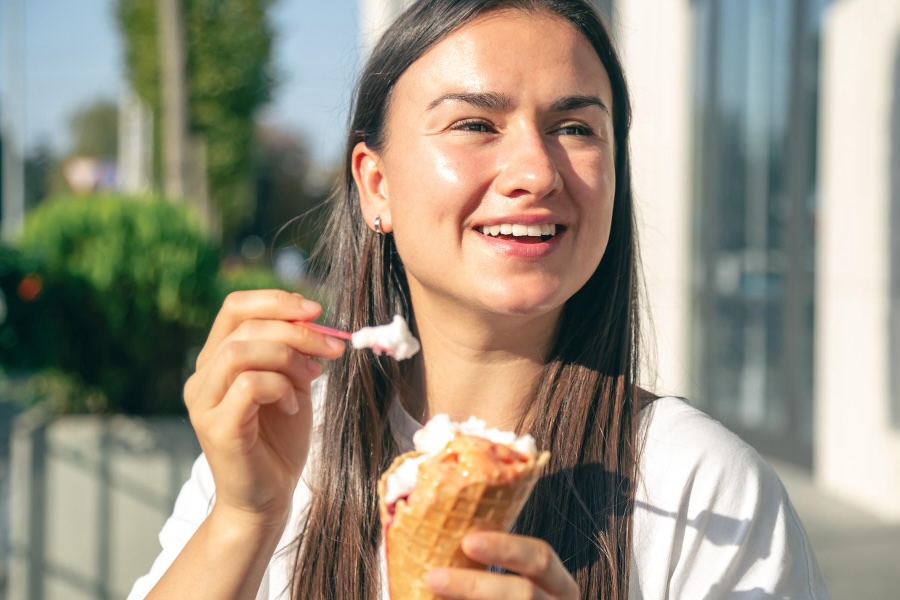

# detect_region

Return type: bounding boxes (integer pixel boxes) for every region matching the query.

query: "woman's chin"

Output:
[472,292,567,320]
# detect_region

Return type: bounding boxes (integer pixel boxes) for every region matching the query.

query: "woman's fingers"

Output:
[196,290,324,370]
[229,318,346,358]
[424,568,552,600]
[464,532,578,597]
[423,532,578,599]
[468,532,574,593]
[221,370,303,421]
[200,370,302,451]
[186,340,318,413]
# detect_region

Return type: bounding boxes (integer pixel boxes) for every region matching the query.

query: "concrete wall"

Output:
[614,0,693,397]
[6,409,200,600]
[815,0,900,520]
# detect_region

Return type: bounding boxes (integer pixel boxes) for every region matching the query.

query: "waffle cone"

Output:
[378,447,550,600]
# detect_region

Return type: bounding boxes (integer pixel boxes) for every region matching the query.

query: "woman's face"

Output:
[356,10,616,322]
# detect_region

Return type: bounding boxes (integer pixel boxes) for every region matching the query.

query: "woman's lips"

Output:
[474,226,564,257]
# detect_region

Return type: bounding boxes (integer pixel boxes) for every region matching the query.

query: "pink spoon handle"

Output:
[295,321,353,341]
[295,321,399,358]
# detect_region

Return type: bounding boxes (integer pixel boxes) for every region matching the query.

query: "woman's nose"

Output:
[494,129,563,201]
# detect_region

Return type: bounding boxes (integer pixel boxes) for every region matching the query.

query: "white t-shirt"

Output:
[128,387,829,599]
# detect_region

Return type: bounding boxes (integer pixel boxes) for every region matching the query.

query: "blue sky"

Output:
[2,0,360,171]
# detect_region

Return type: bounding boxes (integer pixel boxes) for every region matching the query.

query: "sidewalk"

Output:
[770,459,900,600]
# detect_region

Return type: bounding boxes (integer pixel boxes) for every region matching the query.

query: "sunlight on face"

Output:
[376,10,616,322]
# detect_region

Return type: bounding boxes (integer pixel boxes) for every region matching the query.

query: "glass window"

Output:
[690,0,824,465]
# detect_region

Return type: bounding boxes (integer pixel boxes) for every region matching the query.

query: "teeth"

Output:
[479,223,559,237]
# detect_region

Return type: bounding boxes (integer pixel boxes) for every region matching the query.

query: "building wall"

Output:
[815,0,900,520]
[613,0,693,398]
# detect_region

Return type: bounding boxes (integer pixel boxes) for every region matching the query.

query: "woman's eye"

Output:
[451,119,493,133]
[555,123,594,136]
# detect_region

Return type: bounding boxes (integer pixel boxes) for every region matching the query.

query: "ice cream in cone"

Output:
[378,415,550,599]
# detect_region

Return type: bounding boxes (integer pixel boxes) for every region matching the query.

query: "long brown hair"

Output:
[291,1,642,598]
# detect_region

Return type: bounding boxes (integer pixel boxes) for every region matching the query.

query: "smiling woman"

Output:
[353,9,615,323]
[127,1,829,599]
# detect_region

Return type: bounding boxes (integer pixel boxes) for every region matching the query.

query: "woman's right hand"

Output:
[183,290,346,525]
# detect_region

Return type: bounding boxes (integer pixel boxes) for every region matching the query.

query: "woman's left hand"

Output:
[424,532,580,599]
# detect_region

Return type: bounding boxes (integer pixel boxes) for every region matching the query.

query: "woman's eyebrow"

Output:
[426,92,511,111]
[425,92,610,116]
[550,95,610,115]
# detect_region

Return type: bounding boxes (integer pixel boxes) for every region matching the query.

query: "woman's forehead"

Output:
[393,9,611,106]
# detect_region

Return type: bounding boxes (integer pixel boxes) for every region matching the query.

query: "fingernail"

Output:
[463,534,487,554]
[424,569,448,591]
[299,299,319,312]
[325,336,346,352]
[285,399,299,415]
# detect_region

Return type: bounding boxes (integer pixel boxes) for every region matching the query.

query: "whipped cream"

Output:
[383,414,537,506]
[351,315,421,360]
[412,414,537,457]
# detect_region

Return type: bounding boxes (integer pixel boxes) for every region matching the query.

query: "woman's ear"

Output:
[351,141,393,233]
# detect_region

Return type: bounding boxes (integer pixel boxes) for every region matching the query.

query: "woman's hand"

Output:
[424,532,580,599]
[184,290,345,525]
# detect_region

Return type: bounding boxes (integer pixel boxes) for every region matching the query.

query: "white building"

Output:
[360,0,900,521]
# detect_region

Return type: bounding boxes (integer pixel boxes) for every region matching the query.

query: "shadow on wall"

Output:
[891,40,900,429]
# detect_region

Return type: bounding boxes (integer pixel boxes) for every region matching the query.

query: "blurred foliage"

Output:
[0,244,50,370]
[0,370,109,415]
[68,99,119,159]
[217,262,318,304]
[4,195,221,415]
[24,144,60,210]
[217,264,281,299]
[116,0,276,242]
[252,123,332,258]
[1,195,318,416]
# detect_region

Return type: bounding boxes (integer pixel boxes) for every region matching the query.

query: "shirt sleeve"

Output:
[126,453,219,599]
[631,399,830,599]
[124,375,330,600]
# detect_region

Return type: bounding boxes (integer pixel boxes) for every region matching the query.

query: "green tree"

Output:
[68,99,119,158]
[117,0,276,243]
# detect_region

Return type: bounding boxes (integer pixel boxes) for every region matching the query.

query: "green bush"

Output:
[0,244,47,369]
[217,264,282,301]
[216,263,318,305]
[0,369,108,414]
[14,195,221,415]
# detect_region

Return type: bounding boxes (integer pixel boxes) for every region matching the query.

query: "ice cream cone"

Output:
[378,446,550,600]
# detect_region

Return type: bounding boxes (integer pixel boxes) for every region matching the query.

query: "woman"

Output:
[130,0,828,598]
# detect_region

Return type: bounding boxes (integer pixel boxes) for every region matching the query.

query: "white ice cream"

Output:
[412,414,537,457]
[351,315,421,360]
[383,414,537,506]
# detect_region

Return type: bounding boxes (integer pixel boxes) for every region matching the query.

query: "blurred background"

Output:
[0,0,897,598]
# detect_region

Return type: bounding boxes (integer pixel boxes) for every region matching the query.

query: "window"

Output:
[690,0,825,466]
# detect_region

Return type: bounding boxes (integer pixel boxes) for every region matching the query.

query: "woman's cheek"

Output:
[432,151,462,186]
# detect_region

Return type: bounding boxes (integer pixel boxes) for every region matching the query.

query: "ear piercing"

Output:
[374,216,383,235]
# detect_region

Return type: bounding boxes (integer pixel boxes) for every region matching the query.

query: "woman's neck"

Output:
[403,301,560,431]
